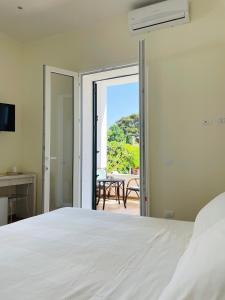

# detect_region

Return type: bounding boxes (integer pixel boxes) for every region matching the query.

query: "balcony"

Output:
[96,174,140,216]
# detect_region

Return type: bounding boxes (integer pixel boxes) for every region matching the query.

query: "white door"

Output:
[43,66,80,213]
[139,39,148,217]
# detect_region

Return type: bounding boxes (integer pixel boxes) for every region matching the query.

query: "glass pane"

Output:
[50,73,73,211]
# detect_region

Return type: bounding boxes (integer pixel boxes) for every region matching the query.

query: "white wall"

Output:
[0,33,24,174]
[147,0,225,220]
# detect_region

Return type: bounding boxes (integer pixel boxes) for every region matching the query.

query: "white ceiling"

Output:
[0,0,161,41]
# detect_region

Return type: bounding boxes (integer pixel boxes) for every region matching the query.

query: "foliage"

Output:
[107,124,126,143]
[116,114,139,144]
[107,142,133,173]
[107,114,140,174]
[124,144,139,169]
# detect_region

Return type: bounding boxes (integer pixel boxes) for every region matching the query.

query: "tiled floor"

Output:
[97,199,140,216]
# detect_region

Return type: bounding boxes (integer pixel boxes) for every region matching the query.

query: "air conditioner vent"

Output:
[128,0,190,34]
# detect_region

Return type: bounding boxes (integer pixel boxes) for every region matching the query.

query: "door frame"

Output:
[43,65,80,213]
[92,82,98,210]
[139,39,148,217]
[80,61,149,216]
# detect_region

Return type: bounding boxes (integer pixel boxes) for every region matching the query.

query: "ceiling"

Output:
[0,0,161,41]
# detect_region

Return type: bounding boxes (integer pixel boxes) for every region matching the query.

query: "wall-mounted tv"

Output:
[0,103,15,132]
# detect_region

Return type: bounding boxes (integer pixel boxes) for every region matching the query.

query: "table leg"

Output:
[96,181,100,206]
[99,181,101,205]
[117,182,120,204]
[103,182,106,210]
[123,181,126,208]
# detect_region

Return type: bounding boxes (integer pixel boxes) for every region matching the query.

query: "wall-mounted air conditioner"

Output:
[128,0,190,34]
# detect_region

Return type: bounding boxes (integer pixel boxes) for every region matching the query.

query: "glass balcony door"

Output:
[43,66,80,212]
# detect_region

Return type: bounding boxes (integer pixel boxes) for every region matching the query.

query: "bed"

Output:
[0,208,193,300]
[0,193,225,300]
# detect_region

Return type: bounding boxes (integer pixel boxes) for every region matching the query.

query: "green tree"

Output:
[107,113,140,174]
[107,124,126,143]
[107,142,140,173]
[116,114,139,144]
[124,144,139,168]
[107,141,133,173]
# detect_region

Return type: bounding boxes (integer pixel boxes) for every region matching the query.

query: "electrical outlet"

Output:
[164,210,174,219]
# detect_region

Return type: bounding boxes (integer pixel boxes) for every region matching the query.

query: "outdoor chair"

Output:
[96,169,107,206]
[125,178,140,205]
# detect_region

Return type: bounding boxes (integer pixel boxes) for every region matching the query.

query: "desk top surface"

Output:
[0,173,36,180]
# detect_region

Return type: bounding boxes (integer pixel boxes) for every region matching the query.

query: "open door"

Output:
[43,66,80,213]
[139,39,150,217]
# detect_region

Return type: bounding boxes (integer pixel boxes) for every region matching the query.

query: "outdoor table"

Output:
[96,178,126,210]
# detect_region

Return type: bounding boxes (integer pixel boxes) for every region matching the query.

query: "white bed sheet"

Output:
[0,208,193,300]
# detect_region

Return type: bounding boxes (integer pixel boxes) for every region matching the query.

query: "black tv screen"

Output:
[0,103,15,132]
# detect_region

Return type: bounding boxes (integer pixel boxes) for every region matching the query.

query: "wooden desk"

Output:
[0,174,37,217]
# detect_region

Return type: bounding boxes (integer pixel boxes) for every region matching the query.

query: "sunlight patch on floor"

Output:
[97,199,140,216]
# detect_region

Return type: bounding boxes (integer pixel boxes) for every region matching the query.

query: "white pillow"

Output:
[192,192,225,239]
[159,218,225,300]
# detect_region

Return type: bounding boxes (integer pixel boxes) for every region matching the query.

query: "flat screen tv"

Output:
[0,103,15,132]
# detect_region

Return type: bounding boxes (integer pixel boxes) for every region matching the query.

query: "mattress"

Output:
[0,208,193,300]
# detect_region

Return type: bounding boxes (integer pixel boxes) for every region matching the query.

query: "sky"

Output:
[107,82,139,128]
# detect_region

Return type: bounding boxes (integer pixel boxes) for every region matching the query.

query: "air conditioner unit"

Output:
[128,0,190,34]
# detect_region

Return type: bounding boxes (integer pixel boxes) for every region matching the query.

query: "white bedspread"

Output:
[0,208,193,300]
